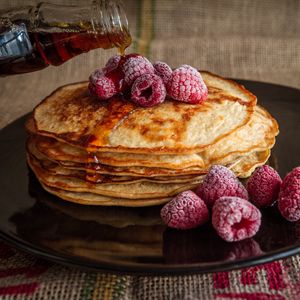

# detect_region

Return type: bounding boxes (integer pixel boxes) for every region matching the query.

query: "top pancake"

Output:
[33,72,256,154]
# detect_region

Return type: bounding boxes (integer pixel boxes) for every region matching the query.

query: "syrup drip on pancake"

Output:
[84,97,137,182]
[85,158,105,183]
[86,97,136,147]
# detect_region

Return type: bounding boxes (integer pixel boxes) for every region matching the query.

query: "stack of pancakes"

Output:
[26,71,279,206]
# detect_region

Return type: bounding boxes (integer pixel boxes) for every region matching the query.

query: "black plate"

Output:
[0,80,300,275]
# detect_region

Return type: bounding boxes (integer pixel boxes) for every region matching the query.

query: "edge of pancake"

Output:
[28,156,202,199]
[27,150,205,184]
[233,149,271,178]
[206,105,279,164]
[37,149,271,206]
[41,184,171,207]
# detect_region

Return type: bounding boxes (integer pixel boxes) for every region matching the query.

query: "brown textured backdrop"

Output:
[1,0,300,128]
[0,1,300,299]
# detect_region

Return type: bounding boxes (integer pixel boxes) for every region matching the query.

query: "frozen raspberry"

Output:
[278,167,300,222]
[88,82,97,96]
[153,61,172,85]
[281,167,300,189]
[247,165,282,207]
[89,74,118,100]
[122,55,154,86]
[103,55,127,93]
[89,69,104,86]
[196,165,248,208]
[103,54,121,73]
[89,69,105,96]
[160,190,209,230]
[131,73,166,107]
[167,65,208,104]
[212,196,261,242]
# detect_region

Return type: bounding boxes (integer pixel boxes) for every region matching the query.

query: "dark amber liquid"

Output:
[0,27,131,76]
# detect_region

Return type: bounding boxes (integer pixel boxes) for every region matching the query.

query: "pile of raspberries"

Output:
[89,54,208,107]
[161,165,300,242]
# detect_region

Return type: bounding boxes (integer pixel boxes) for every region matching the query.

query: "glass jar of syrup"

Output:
[0,0,131,76]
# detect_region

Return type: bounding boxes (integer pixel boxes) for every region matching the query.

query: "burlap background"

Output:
[1,0,300,128]
[0,0,300,299]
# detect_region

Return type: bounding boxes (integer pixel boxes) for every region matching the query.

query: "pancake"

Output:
[29,157,204,184]
[27,137,269,179]
[41,184,172,206]
[28,105,277,171]
[38,150,269,207]
[200,106,277,165]
[27,140,209,177]
[32,72,256,154]
[230,149,270,178]
[27,152,205,184]
[28,148,269,200]
[31,134,205,169]
[29,163,202,200]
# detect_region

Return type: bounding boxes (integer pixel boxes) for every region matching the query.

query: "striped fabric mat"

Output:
[0,241,300,299]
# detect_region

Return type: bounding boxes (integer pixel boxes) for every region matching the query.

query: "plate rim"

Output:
[1,228,300,275]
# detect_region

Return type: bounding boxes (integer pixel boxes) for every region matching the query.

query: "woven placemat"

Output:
[0,0,300,299]
[0,241,300,299]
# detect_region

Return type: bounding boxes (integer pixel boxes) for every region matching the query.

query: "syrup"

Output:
[85,169,105,183]
[84,96,136,183]
[87,97,135,147]
[0,25,131,76]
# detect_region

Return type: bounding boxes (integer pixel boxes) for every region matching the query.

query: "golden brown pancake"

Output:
[32,72,257,154]
[27,137,270,179]
[27,148,270,206]
[28,106,277,170]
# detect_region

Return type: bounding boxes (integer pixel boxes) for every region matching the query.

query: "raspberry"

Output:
[89,74,118,100]
[153,61,172,85]
[212,196,261,242]
[88,82,97,96]
[103,54,121,73]
[89,68,104,86]
[167,65,208,104]
[160,190,209,230]
[196,165,248,208]
[131,73,166,107]
[278,167,300,222]
[247,165,282,207]
[122,55,154,86]
[281,167,300,189]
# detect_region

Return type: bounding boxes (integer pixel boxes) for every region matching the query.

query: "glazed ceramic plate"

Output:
[0,80,300,275]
